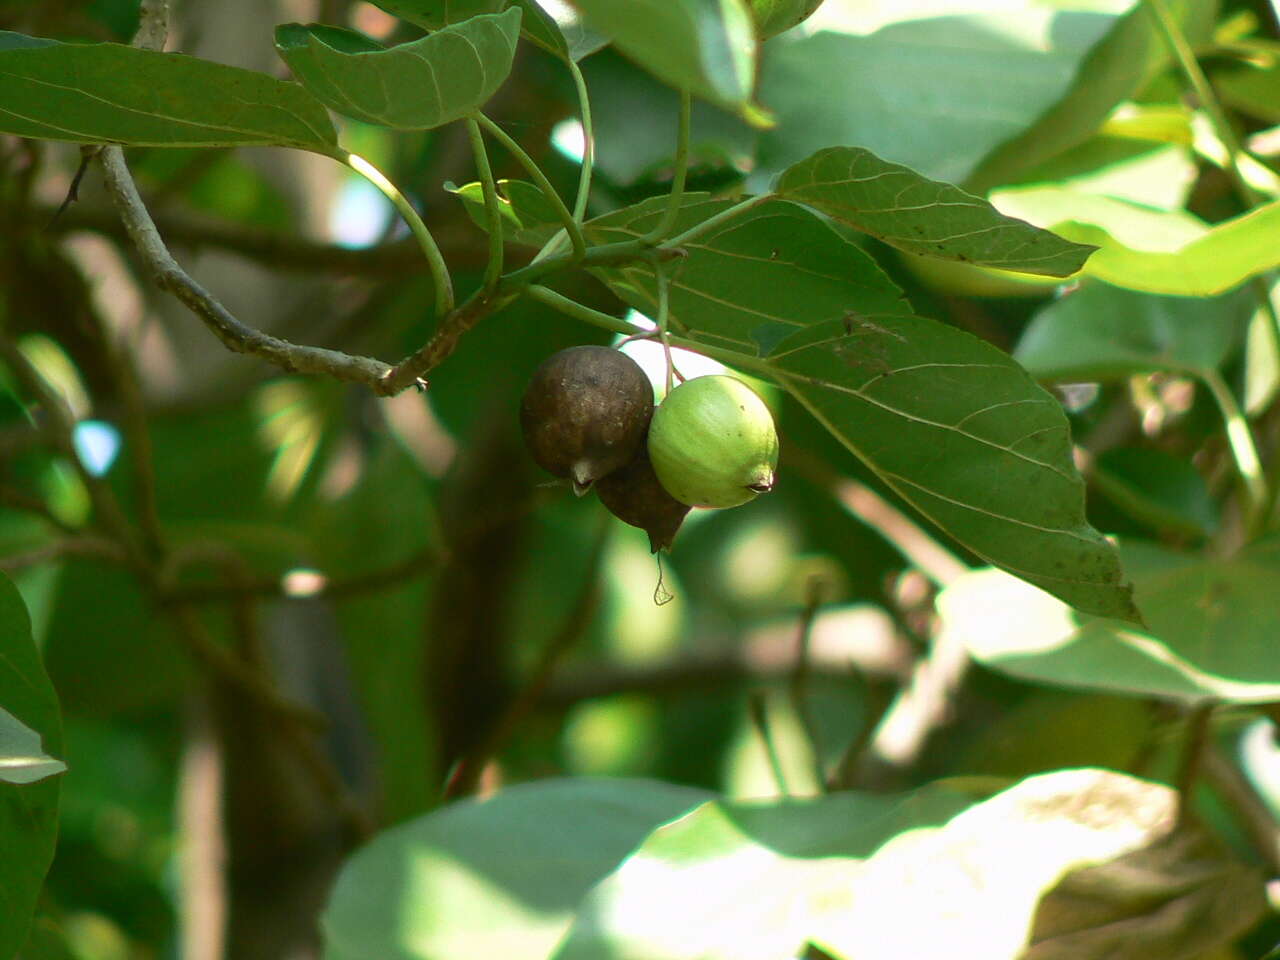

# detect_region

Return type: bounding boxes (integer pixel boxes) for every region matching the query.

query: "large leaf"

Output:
[322,778,713,960]
[0,31,337,151]
[553,783,981,960]
[587,196,909,356]
[1016,280,1254,381]
[568,0,761,118]
[812,769,1259,959]
[771,318,1137,620]
[587,196,1135,621]
[967,0,1218,191]
[753,3,1131,188]
[994,186,1280,295]
[0,707,65,785]
[940,539,1280,702]
[274,9,521,130]
[776,147,1096,277]
[0,572,64,959]
[511,0,609,61]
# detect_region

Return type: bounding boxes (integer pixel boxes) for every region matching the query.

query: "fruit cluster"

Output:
[521,346,779,551]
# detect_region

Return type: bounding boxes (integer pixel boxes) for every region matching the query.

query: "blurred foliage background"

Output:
[5,0,1280,957]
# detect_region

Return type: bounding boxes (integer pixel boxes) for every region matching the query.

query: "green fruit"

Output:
[520,346,654,495]
[647,375,778,509]
[748,0,825,39]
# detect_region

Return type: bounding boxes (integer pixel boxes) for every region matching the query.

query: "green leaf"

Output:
[776,147,1096,277]
[994,186,1280,295]
[812,769,1255,959]
[365,0,506,30]
[274,8,522,130]
[772,317,1137,621]
[1216,62,1280,124]
[941,539,1280,702]
[1092,447,1218,540]
[0,33,337,150]
[967,0,1218,192]
[322,778,713,960]
[1016,280,1253,381]
[0,572,63,959]
[552,783,981,960]
[512,0,609,60]
[568,0,762,118]
[0,706,65,785]
[754,5,1125,188]
[587,196,909,355]
[446,178,564,249]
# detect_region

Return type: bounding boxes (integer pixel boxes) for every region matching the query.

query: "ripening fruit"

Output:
[520,346,654,495]
[596,444,691,553]
[647,375,778,509]
[748,0,825,39]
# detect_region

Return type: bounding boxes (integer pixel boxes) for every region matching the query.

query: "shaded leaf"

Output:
[941,539,1280,702]
[365,0,506,30]
[1216,62,1280,124]
[776,147,1095,277]
[0,572,63,959]
[447,177,564,248]
[322,778,713,960]
[994,186,1280,295]
[587,195,908,355]
[274,8,521,130]
[553,783,981,960]
[1016,280,1253,381]
[512,0,609,60]
[0,33,337,150]
[771,316,1136,621]
[1092,447,1218,540]
[569,0,762,119]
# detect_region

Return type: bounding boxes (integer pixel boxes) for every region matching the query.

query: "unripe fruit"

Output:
[647,375,778,509]
[520,346,654,495]
[596,444,691,553]
[749,0,825,39]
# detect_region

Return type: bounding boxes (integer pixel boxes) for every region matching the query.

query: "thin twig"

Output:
[444,517,610,799]
[0,536,131,572]
[0,484,81,534]
[1174,701,1216,827]
[748,692,791,797]
[1201,739,1280,874]
[465,116,504,291]
[567,58,594,224]
[789,575,827,790]
[642,91,692,244]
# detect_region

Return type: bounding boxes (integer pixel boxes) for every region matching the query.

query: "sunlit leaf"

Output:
[568,0,762,119]
[940,539,1280,702]
[274,9,521,130]
[755,6,1122,187]
[776,147,1096,277]
[553,784,981,960]
[322,778,713,959]
[994,186,1280,295]
[0,31,337,150]
[0,572,63,959]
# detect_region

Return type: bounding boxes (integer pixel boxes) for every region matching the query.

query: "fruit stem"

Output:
[1201,368,1269,533]
[568,57,595,225]
[474,112,587,263]
[656,266,675,395]
[642,90,692,244]
[465,115,504,292]
[333,149,454,317]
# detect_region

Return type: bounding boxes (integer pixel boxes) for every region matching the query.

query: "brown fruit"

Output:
[596,444,691,553]
[520,345,654,495]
